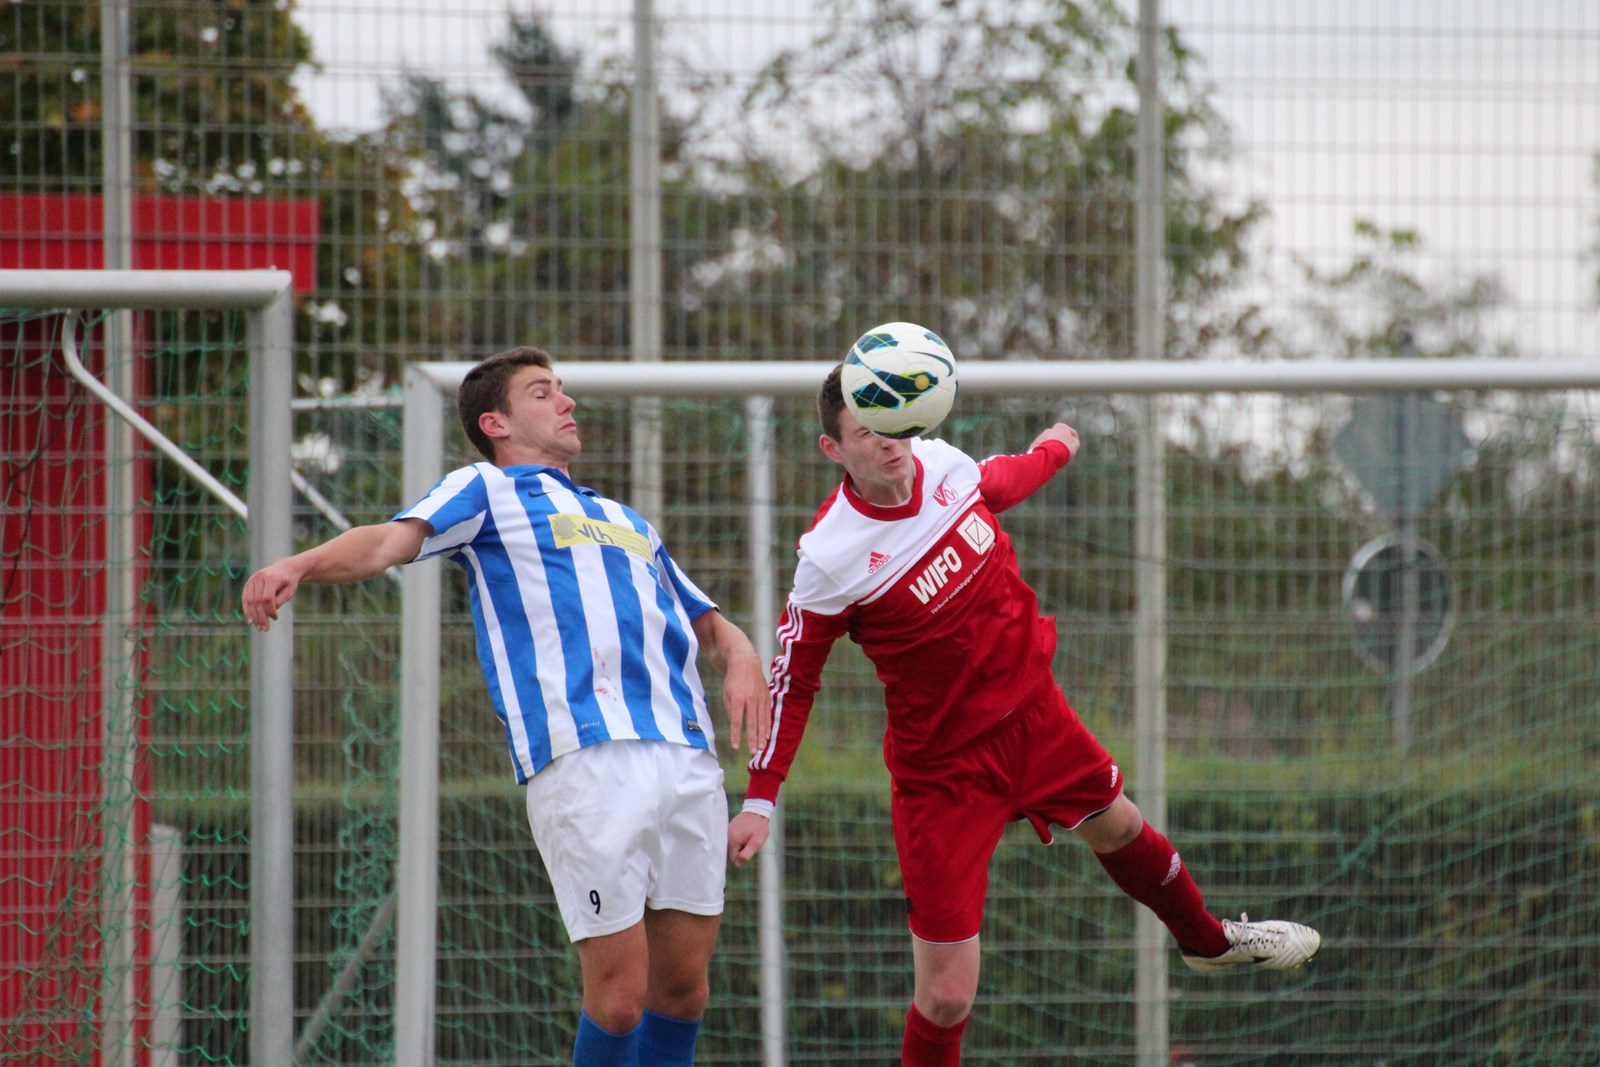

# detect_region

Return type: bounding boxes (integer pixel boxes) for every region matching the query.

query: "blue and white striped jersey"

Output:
[394,462,718,782]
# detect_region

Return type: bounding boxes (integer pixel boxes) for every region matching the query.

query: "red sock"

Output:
[903,1002,967,1067]
[1095,822,1229,957]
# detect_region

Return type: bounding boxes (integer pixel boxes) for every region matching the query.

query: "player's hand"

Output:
[728,810,771,867]
[1029,422,1079,460]
[241,561,301,632]
[721,652,772,752]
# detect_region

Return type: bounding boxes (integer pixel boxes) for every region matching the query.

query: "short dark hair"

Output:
[818,363,847,442]
[457,346,553,461]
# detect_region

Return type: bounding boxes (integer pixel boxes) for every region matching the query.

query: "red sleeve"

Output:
[745,600,849,804]
[977,439,1071,513]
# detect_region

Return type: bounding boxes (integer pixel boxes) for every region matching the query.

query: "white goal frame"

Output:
[0,270,295,1067]
[398,354,1600,1067]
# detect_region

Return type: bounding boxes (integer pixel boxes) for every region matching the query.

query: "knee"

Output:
[916,978,976,1028]
[583,994,644,1036]
[1101,815,1145,853]
[581,958,649,1033]
[650,972,710,1020]
[1078,795,1145,853]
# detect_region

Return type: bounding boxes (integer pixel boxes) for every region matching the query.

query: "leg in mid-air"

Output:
[637,908,722,1066]
[569,905,720,1067]
[1018,688,1320,973]
[1074,793,1320,972]
[572,922,649,1067]
[530,743,730,1066]
[634,744,730,1065]
[890,747,1011,1067]
[903,935,979,1067]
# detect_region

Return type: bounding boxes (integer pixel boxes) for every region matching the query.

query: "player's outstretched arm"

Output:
[241,518,430,632]
[690,609,773,752]
[728,810,771,868]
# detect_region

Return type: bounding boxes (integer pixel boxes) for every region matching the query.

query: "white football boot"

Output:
[1181,913,1322,974]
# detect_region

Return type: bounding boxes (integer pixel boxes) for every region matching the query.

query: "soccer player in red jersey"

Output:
[727,365,1319,1066]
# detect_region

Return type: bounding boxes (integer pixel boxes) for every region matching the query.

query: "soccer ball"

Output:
[840,321,959,439]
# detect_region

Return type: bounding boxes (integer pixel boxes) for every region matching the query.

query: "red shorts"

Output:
[890,684,1121,943]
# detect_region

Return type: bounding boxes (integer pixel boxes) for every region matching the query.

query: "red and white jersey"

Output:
[746,436,1071,805]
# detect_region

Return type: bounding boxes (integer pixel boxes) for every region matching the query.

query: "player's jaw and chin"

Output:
[833,418,917,504]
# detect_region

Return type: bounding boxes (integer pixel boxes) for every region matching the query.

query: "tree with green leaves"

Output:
[708,0,1265,363]
[379,12,580,265]
[0,0,431,385]
[377,10,743,361]
[1,0,319,195]
[1296,219,1515,362]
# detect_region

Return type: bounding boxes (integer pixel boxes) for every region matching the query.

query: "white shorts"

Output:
[524,739,728,942]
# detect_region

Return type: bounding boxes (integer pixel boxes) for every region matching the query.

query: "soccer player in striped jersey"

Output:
[243,346,771,1067]
[727,365,1319,1067]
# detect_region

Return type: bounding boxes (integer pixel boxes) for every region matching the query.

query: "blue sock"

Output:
[637,1009,700,1067]
[574,1010,639,1067]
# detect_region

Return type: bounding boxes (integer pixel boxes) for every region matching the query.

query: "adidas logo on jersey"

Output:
[867,550,891,574]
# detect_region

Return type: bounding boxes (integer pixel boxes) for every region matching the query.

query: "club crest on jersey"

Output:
[958,513,996,554]
[867,550,892,574]
[548,513,653,562]
[932,476,958,507]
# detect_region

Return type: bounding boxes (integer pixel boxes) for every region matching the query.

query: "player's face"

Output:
[484,364,580,467]
[822,407,916,505]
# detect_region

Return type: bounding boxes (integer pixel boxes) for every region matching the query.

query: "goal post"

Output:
[398,354,1600,1067]
[0,269,294,1067]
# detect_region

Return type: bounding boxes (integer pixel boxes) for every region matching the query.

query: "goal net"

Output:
[4,291,1598,1066]
[1,273,296,1067]
[397,359,1600,1066]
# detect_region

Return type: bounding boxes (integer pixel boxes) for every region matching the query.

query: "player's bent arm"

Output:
[241,518,430,632]
[690,608,758,674]
[979,430,1076,512]
[690,609,773,752]
[740,596,844,808]
[1028,422,1079,459]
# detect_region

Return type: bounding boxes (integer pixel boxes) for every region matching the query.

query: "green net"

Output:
[4,328,1599,1064]
[3,306,261,1065]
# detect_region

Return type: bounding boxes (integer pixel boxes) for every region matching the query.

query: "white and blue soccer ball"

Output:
[840,321,959,439]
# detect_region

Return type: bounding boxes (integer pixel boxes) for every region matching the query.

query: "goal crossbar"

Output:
[412,356,1600,397]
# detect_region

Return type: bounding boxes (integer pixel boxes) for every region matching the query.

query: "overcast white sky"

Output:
[289,1,1600,360]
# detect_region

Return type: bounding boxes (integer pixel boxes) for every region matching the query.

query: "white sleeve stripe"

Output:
[753,600,805,770]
